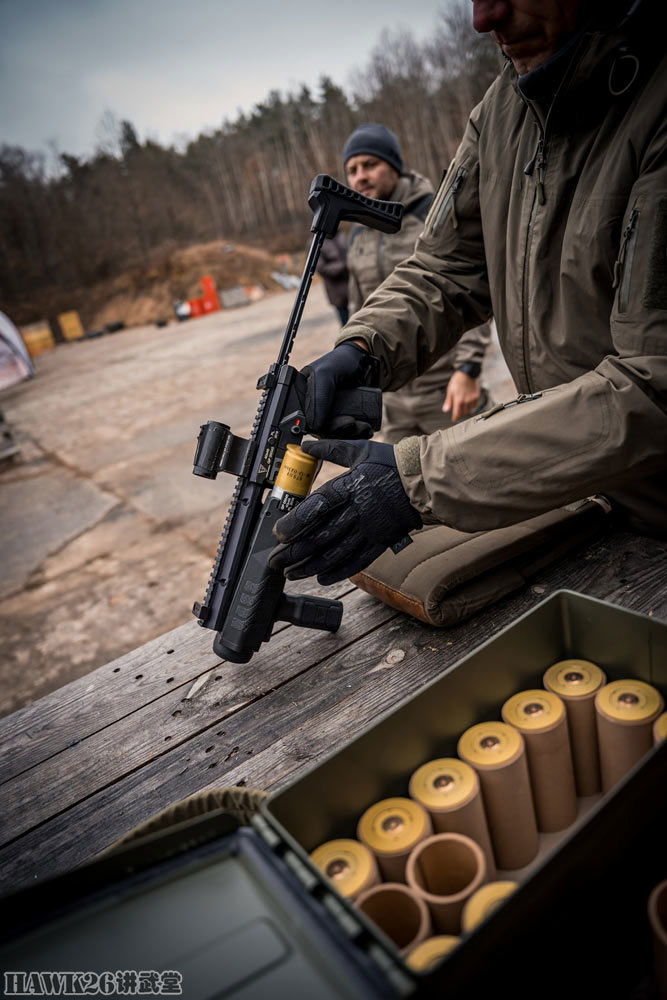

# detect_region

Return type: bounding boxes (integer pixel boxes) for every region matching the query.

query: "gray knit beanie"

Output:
[342,123,404,175]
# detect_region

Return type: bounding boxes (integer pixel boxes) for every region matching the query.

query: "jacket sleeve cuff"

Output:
[457,361,482,378]
[451,321,493,369]
[395,435,439,524]
[334,324,396,389]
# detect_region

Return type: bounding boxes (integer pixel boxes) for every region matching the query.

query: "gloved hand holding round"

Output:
[269,438,422,585]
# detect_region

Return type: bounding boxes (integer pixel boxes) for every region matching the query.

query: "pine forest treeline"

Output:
[0,5,499,324]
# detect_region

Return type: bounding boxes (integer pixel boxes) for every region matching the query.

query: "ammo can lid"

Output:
[309,839,377,900]
[357,798,430,856]
[409,758,478,812]
[543,659,606,698]
[407,936,460,971]
[595,679,664,724]
[457,721,523,769]
[461,881,519,932]
[501,690,565,733]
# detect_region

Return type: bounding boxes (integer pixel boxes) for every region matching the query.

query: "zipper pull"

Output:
[477,402,505,421]
[503,392,543,410]
[612,259,622,288]
[450,172,464,230]
[536,139,546,205]
[515,392,543,403]
[612,208,638,288]
[476,393,543,420]
[524,126,542,176]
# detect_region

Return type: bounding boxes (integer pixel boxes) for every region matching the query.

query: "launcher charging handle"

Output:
[308,174,403,237]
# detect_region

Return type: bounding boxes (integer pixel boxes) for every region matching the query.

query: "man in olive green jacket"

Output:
[271,0,667,587]
[343,123,493,441]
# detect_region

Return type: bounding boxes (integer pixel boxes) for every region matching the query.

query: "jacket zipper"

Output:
[477,391,544,421]
[524,137,546,206]
[520,180,540,394]
[430,166,468,234]
[520,118,547,394]
[612,207,639,313]
[517,36,587,397]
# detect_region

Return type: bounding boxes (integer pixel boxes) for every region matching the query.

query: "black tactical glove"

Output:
[269,438,422,585]
[302,341,380,439]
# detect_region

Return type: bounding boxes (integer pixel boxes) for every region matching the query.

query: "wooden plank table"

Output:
[1,529,666,897]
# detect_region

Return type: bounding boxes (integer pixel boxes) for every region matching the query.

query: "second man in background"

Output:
[343,123,493,442]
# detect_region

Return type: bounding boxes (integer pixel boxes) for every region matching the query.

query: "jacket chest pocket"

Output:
[612,205,639,314]
[424,166,469,237]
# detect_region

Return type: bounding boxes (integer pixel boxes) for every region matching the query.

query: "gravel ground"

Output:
[0,283,514,716]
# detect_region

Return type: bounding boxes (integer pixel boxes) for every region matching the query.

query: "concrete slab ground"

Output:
[0,467,118,599]
[0,284,515,717]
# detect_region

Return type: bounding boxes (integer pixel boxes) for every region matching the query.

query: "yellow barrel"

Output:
[544,659,606,796]
[406,936,460,971]
[409,758,496,879]
[275,443,318,496]
[458,722,538,870]
[654,712,667,745]
[461,880,519,932]
[357,797,432,882]
[57,310,84,341]
[502,689,577,832]
[595,679,664,792]
[310,839,380,900]
[21,320,55,358]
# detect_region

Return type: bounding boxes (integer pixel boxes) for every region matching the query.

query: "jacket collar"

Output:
[391,171,434,210]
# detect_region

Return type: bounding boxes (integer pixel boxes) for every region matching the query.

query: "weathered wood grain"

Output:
[0,587,390,846]
[0,578,356,783]
[0,613,436,891]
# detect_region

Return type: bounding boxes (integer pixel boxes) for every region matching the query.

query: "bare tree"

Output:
[0,4,501,326]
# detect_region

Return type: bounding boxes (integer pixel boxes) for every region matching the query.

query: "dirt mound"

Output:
[5,239,305,333]
[85,240,304,331]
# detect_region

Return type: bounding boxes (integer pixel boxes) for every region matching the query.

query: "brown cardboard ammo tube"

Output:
[457,722,539,870]
[405,832,487,935]
[543,659,606,796]
[409,757,496,880]
[357,797,432,883]
[356,882,432,956]
[502,690,577,832]
[595,680,664,793]
[648,879,667,1000]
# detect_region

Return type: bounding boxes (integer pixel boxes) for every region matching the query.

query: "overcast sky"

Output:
[1,0,447,160]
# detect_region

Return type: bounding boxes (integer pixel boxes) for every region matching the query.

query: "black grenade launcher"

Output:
[191,175,403,663]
